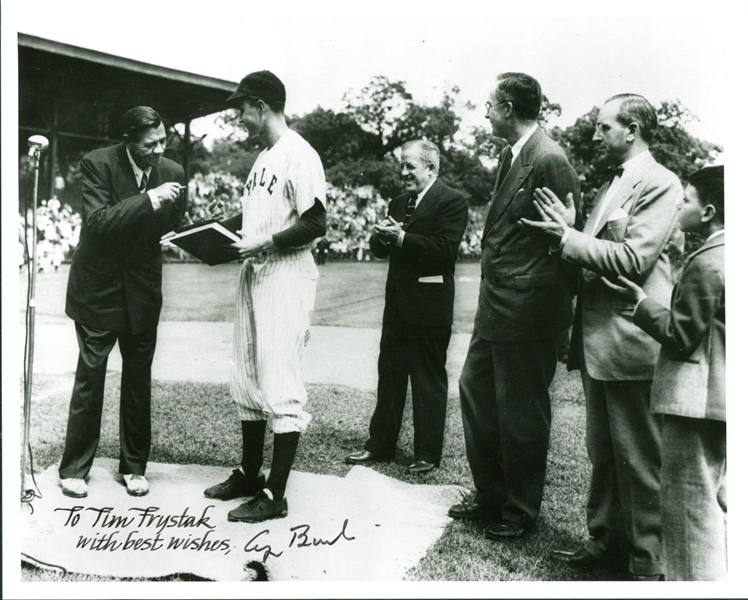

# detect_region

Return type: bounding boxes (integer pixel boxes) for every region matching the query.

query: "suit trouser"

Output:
[365,317,451,464]
[458,334,557,525]
[59,322,157,479]
[581,366,663,576]
[661,414,727,580]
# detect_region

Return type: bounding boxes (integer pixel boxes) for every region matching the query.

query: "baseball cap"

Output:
[227,70,286,103]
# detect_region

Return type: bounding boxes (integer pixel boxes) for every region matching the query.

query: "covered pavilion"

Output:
[18,33,237,203]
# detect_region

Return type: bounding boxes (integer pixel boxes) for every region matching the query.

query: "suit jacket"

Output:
[370,178,468,328]
[562,151,683,380]
[66,143,186,334]
[474,127,580,342]
[634,232,725,421]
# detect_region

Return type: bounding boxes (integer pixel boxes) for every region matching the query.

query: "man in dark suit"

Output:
[345,140,468,473]
[59,106,186,498]
[520,94,683,580]
[448,73,580,539]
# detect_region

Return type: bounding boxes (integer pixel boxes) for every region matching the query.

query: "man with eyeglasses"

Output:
[449,73,580,541]
[60,106,186,499]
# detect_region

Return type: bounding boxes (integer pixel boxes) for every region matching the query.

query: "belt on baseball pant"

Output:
[247,248,309,263]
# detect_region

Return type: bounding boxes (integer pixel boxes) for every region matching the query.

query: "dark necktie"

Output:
[493,147,513,196]
[139,172,148,193]
[404,194,417,224]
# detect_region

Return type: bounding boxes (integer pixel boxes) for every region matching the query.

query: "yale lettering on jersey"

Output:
[245,168,279,196]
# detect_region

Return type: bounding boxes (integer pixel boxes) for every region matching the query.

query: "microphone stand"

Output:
[21,145,44,508]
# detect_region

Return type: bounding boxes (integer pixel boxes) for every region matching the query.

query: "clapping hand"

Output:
[600,275,647,303]
[538,188,576,226]
[373,216,403,244]
[518,187,576,241]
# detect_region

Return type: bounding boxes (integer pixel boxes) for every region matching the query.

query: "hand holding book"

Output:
[231,233,275,260]
[160,219,241,266]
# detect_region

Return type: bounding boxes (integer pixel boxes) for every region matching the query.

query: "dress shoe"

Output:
[345,450,389,465]
[122,474,149,497]
[448,495,501,520]
[60,478,88,498]
[486,518,533,540]
[407,460,438,474]
[550,547,600,569]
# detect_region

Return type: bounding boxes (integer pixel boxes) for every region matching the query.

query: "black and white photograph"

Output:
[2,0,746,597]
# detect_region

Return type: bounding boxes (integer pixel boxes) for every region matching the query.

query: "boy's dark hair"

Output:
[689,165,724,222]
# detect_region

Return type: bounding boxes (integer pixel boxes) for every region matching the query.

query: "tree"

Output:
[538,95,562,130]
[650,100,722,181]
[392,87,462,151]
[289,108,380,167]
[184,112,265,180]
[343,75,412,157]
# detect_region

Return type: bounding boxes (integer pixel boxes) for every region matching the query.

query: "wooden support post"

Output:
[47,98,59,201]
[183,119,192,187]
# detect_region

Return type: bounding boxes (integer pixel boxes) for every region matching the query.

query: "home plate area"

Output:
[22,459,466,581]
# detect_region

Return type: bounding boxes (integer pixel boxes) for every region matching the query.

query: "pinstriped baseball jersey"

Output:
[238,129,325,246]
[230,129,326,433]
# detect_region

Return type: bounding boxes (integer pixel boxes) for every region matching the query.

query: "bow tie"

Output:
[609,166,624,180]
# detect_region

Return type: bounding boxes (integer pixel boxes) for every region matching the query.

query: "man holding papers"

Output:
[345,140,468,474]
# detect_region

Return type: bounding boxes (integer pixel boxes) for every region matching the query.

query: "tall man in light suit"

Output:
[346,140,468,473]
[521,94,683,580]
[449,73,580,539]
[60,106,186,499]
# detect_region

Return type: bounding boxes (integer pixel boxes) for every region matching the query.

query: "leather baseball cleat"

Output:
[228,491,288,523]
[204,469,266,501]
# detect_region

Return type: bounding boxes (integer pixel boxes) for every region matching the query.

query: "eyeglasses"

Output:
[485,100,508,113]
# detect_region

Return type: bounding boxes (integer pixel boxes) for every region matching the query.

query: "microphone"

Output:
[28,135,49,156]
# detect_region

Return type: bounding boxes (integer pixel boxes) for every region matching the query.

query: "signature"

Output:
[244,518,355,563]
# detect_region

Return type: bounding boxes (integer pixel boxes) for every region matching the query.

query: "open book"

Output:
[160,219,240,266]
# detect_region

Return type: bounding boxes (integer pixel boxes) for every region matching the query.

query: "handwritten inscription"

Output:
[53,505,356,560]
[244,518,355,563]
[54,505,231,555]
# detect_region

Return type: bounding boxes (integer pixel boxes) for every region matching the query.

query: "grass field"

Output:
[19,261,629,582]
[22,260,481,332]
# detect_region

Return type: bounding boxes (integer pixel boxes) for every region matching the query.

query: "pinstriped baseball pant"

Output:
[230,255,316,433]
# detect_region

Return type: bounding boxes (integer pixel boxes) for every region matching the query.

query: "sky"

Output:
[2,0,744,147]
[3,0,748,597]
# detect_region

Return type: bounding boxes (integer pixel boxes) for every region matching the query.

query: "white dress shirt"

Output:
[126,147,160,210]
[396,177,437,247]
[560,149,652,249]
[510,123,538,165]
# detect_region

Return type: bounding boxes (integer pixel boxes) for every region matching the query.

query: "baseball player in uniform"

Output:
[204,71,327,523]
